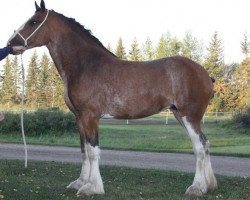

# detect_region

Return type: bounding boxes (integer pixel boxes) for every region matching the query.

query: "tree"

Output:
[115,37,127,60]
[129,38,141,61]
[26,51,40,108]
[203,32,224,79]
[241,32,250,59]
[37,53,50,108]
[181,32,203,63]
[10,56,22,104]
[169,37,182,56]
[141,37,155,61]
[0,57,15,107]
[155,33,170,59]
[48,63,65,109]
[155,33,182,59]
[232,58,250,110]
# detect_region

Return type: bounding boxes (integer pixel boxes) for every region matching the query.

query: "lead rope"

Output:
[20,54,28,168]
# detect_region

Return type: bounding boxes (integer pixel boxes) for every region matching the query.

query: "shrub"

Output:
[0,109,77,136]
[232,107,250,129]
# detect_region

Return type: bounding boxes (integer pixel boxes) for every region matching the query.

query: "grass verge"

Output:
[0,160,249,200]
[0,123,249,157]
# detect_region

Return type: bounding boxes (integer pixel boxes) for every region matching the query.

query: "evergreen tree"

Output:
[129,38,141,61]
[241,32,250,59]
[155,33,181,58]
[26,51,39,108]
[169,37,182,56]
[155,33,170,59]
[48,63,65,109]
[141,37,155,61]
[0,57,16,107]
[115,37,127,60]
[11,56,22,104]
[204,32,224,78]
[181,32,203,63]
[37,53,50,108]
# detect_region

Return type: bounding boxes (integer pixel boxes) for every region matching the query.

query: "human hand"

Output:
[12,46,26,55]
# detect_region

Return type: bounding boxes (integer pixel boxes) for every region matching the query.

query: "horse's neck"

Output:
[46,33,112,80]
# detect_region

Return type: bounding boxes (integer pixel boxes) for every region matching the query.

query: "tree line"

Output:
[0,31,249,111]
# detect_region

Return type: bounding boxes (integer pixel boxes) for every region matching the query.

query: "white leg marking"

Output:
[182,116,207,196]
[77,143,104,196]
[67,151,90,190]
[204,143,217,191]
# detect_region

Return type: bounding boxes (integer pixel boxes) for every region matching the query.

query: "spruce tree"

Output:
[155,33,181,58]
[155,33,170,59]
[169,37,182,56]
[241,32,250,59]
[11,56,22,104]
[37,53,50,108]
[129,38,141,61]
[141,37,155,61]
[181,32,203,63]
[204,32,224,78]
[115,37,127,60]
[0,57,14,107]
[26,51,39,108]
[48,63,65,109]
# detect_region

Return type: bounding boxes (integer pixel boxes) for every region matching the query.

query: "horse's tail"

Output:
[210,76,215,83]
[208,76,215,100]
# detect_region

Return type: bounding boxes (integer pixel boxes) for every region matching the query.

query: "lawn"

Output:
[0,160,249,200]
[0,122,249,157]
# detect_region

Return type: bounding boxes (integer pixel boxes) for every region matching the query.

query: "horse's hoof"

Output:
[76,182,104,197]
[67,179,84,190]
[185,184,205,197]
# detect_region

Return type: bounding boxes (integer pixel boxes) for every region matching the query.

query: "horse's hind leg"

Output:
[181,116,217,196]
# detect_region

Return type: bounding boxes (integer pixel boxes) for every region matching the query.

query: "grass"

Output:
[0,122,249,157]
[0,160,249,200]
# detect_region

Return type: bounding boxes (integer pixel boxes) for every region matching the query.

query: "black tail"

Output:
[210,76,215,83]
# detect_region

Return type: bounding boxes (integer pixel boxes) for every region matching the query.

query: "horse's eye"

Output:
[30,20,38,25]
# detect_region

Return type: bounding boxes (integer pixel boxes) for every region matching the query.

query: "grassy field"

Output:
[0,160,249,200]
[0,121,249,157]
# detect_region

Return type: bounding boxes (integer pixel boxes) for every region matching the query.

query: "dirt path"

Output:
[0,143,249,177]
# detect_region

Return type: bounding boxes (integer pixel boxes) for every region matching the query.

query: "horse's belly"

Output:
[109,96,169,119]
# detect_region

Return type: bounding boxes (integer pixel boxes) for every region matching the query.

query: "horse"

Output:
[8,0,217,197]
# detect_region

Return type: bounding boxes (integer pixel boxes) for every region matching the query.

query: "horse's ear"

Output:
[40,0,46,11]
[35,1,41,12]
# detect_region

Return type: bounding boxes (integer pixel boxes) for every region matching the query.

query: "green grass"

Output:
[0,160,249,200]
[1,122,250,157]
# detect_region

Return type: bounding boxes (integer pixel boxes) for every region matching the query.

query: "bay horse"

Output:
[8,0,217,197]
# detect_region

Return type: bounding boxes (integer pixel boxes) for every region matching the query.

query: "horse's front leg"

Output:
[67,113,104,196]
[67,135,90,190]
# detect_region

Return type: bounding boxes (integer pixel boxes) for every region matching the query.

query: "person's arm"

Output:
[0,47,13,61]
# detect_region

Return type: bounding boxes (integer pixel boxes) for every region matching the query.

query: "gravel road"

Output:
[0,143,249,177]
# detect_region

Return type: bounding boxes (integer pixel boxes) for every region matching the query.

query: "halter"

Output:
[15,10,49,47]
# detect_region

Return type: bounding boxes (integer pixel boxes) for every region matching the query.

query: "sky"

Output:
[0,0,250,68]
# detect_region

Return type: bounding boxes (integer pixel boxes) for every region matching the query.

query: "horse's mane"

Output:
[54,10,116,57]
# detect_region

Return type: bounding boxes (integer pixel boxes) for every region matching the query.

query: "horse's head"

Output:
[8,0,50,49]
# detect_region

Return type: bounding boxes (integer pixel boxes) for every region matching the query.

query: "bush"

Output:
[0,109,77,136]
[232,107,250,129]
